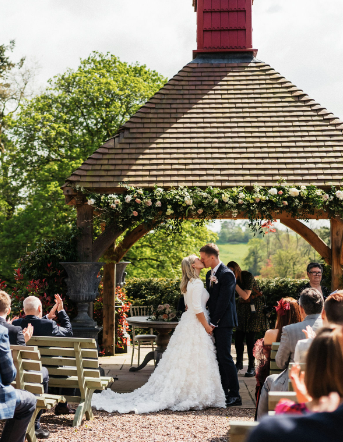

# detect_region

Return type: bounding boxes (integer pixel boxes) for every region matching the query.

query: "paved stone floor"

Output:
[99,345,256,409]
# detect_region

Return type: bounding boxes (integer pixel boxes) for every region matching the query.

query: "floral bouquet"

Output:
[149,304,177,322]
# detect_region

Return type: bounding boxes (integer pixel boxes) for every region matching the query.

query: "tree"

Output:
[217,220,255,244]
[125,221,218,278]
[243,238,265,276]
[0,52,167,280]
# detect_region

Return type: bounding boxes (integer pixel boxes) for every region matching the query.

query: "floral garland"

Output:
[76,183,343,233]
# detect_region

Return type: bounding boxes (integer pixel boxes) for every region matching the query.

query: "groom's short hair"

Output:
[199,243,219,257]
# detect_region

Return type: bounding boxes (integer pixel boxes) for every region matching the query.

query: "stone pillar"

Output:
[330,218,343,290]
[61,262,103,340]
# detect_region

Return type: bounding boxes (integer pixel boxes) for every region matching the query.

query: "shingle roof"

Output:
[65,56,343,192]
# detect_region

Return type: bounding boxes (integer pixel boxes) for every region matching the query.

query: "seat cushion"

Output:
[134,335,157,341]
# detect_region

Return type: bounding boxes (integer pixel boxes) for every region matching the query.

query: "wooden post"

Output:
[102,260,116,355]
[76,200,94,318]
[330,218,343,290]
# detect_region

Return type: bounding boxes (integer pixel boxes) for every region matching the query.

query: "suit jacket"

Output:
[275,314,322,370]
[294,338,313,364]
[247,404,343,442]
[13,309,73,337]
[0,324,18,420]
[206,263,238,328]
[0,317,26,346]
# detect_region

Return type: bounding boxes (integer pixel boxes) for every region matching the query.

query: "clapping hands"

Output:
[290,363,311,403]
[302,325,316,340]
[22,323,34,343]
[47,294,64,320]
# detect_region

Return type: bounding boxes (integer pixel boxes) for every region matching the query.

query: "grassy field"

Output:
[216,243,250,267]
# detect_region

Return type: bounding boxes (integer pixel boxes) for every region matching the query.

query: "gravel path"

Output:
[34,406,254,441]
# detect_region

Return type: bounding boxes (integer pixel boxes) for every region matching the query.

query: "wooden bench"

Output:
[10,345,65,442]
[229,421,259,442]
[270,342,283,375]
[268,391,297,412]
[28,336,114,427]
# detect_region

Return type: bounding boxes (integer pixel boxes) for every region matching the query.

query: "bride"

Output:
[91,255,226,414]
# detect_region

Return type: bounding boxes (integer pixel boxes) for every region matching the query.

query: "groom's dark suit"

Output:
[206,263,240,398]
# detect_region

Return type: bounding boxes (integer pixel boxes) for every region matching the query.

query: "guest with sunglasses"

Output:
[298,263,330,300]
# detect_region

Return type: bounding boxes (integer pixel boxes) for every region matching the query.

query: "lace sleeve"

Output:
[191,279,204,314]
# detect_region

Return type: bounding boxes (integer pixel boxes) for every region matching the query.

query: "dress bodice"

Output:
[184,279,209,315]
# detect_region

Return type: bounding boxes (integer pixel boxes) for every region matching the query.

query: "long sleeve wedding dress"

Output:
[91,278,225,414]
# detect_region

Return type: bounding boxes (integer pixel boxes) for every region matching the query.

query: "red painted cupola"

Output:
[193,0,257,57]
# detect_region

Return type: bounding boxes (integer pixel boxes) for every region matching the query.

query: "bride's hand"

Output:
[205,324,214,335]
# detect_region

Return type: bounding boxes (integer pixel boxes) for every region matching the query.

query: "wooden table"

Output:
[127,316,178,372]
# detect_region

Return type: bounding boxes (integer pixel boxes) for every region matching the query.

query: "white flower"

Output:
[157,305,164,311]
[197,209,203,214]
[125,195,132,203]
[238,193,245,199]
[222,194,229,202]
[114,199,120,205]
[238,199,244,204]
[322,194,329,201]
[232,210,238,218]
[268,188,277,195]
[137,189,144,195]
[87,199,95,205]
[155,201,162,207]
[155,188,164,194]
[301,185,306,190]
[289,188,300,197]
[213,198,219,204]
[184,197,193,205]
[315,190,323,196]
[166,208,174,215]
[336,190,343,200]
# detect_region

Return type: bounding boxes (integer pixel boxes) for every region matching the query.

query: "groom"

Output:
[200,243,241,406]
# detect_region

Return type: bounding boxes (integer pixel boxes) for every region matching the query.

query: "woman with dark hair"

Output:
[253,297,302,418]
[227,261,267,377]
[275,325,343,415]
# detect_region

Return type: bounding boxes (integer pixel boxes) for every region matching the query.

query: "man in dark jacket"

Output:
[13,294,73,338]
[200,243,241,407]
[13,294,75,422]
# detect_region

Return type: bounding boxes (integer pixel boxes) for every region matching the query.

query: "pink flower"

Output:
[145,199,152,206]
[282,201,288,206]
[135,198,141,204]
[213,198,219,204]
[110,204,116,209]
[197,209,203,214]
[155,201,162,207]
[255,198,260,203]
[238,199,244,204]
[278,191,283,195]
[133,211,138,216]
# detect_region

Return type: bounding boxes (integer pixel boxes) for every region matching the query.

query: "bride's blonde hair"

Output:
[180,254,200,294]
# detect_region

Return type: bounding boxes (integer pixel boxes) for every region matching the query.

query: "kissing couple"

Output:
[92,243,241,413]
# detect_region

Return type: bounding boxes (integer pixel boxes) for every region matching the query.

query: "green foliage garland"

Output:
[80,183,343,233]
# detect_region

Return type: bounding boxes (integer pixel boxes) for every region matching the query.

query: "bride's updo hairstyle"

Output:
[180,254,200,294]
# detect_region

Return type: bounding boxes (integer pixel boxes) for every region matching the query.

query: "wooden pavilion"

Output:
[62,0,343,353]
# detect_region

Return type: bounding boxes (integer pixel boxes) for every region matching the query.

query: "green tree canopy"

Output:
[125,221,218,279]
[0,52,167,280]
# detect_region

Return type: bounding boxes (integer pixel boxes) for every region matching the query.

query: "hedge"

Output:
[125,276,329,324]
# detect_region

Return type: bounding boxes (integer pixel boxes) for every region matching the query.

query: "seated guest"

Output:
[0,324,37,442]
[13,294,73,337]
[295,290,343,363]
[0,290,50,439]
[254,297,301,418]
[276,326,343,414]
[13,294,75,416]
[247,331,343,442]
[256,288,323,419]
[298,262,330,299]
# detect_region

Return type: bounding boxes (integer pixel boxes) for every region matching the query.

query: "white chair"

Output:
[130,306,157,366]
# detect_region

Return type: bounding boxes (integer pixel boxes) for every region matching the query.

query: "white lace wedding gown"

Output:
[92,278,226,414]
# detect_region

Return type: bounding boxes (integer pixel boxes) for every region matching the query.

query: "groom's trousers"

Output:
[213,327,240,398]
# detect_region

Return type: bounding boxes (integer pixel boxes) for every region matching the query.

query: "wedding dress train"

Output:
[91,278,226,414]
